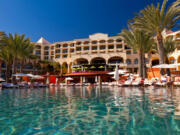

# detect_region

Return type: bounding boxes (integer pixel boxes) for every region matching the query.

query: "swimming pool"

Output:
[0,86,179,134]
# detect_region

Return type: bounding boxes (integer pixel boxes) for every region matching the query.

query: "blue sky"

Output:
[0,0,174,42]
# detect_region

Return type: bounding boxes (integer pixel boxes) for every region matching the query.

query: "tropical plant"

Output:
[19,43,34,73]
[130,0,180,65]
[0,45,13,82]
[120,28,155,78]
[0,32,6,77]
[3,33,33,74]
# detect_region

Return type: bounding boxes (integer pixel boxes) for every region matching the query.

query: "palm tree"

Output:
[0,32,6,77]
[163,36,179,64]
[3,33,32,74]
[120,28,155,79]
[18,42,34,73]
[0,45,13,82]
[130,0,180,65]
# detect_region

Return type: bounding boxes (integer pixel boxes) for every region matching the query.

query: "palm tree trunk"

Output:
[138,50,143,78]
[165,56,171,76]
[142,53,147,79]
[20,60,24,73]
[156,34,165,64]
[0,60,2,78]
[5,62,9,82]
[12,57,17,74]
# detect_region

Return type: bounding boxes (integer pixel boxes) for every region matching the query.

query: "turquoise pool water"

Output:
[0,86,179,135]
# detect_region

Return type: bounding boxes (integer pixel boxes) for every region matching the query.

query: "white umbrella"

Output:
[12,73,27,77]
[27,73,34,77]
[113,63,119,81]
[108,69,127,75]
[33,75,44,79]
[153,64,176,69]
[65,77,73,81]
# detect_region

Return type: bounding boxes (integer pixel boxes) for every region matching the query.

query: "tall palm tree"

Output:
[18,42,34,72]
[163,36,179,64]
[120,28,155,79]
[3,33,31,74]
[130,0,180,65]
[0,32,6,77]
[0,46,13,82]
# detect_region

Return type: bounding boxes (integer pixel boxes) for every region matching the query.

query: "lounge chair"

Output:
[123,79,132,87]
[144,79,152,86]
[132,78,142,86]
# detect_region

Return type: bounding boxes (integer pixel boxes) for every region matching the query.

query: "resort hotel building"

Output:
[33,30,180,75]
[34,33,144,74]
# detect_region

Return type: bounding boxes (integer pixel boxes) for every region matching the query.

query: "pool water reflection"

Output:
[0,86,179,135]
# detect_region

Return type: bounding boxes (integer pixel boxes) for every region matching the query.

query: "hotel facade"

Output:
[33,30,180,74]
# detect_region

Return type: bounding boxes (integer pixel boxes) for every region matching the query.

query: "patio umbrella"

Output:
[65,77,73,81]
[33,75,44,79]
[113,63,119,81]
[90,66,96,69]
[27,73,34,77]
[12,73,27,77]
[152,64,176,69]
[98,66,104,69]
[84,67,88,70]
[108,69,127,75]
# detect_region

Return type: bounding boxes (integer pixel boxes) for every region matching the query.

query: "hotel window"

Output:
[44,56,49,60]
[44,52,49,55]
[84,47,89,50]
[76,47,81,51]
[44,46,49,50]
[126,51,131,54]
[56,44,61,48]
[84,41,89,45]
[63,55,67,58]
[126,59,131,65]
[100,46,106,50]
[116,39,122,42]
[108,45,114,49]
[92,46,97,50]
[63,49,68,53]
[125,45,131,49]
[35,50,41,55]
[99,40,106,44]
[55,50,61,53]
[108,39,114,43]
[55,55,60,58]
[116,44,122,48]
[134,59,138,64]
[63,44,68,47]
[51,51,54,55]
[70,49,74,52]
[76,42,81,45]
[70,43,74,47]
[92,41,97,44]
[51,46,54,50]
[36,46,41,49]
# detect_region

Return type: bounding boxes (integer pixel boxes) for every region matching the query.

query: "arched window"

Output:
[134,59,138,64]
[126,59,131,65]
